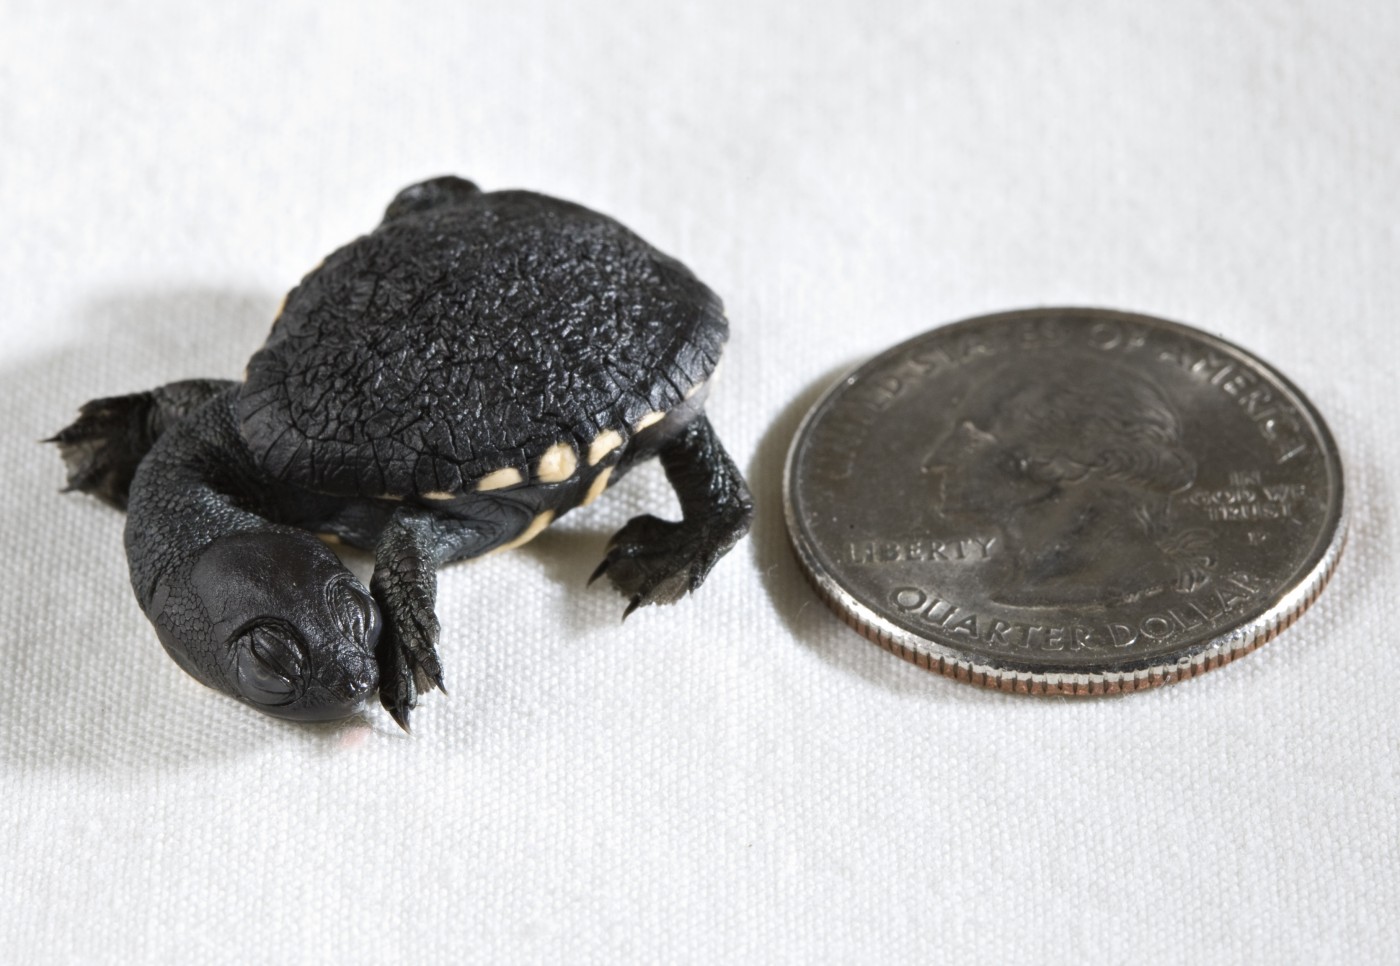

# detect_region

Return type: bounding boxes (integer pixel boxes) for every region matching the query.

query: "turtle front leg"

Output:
[593,414,754,617]
[372,499,551,730]
[372,510,448,731]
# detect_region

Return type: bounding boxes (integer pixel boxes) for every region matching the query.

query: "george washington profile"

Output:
[922,355,1213,607]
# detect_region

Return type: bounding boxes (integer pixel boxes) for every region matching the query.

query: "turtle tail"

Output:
[48,379,234,510]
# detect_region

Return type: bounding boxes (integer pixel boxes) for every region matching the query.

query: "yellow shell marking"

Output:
[587,429,622,465]
[536,442,577,483]
[684,380,706,400]
[477,467,524,491]
[634,410,665,432]
[490,510,555,554]
[581,466,614,506]
[422,490,457,501]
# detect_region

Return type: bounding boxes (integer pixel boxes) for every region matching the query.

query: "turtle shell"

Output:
[238,190,725,497]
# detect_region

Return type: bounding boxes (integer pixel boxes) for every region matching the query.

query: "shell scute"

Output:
[239,190,725,497]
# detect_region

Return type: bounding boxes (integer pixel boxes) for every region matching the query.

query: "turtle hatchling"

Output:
[51,176,754,729]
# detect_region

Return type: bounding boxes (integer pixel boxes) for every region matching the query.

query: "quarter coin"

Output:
[784,308,1346,694]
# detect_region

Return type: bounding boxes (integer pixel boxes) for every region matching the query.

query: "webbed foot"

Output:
[49,393,156,508]
[49,379,234,509]
[372,566,444,732]
[372,513,447,731]
[591,413,753,618]
[592,512,748,617]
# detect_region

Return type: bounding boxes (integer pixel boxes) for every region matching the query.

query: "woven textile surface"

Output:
[3,2,1397,962]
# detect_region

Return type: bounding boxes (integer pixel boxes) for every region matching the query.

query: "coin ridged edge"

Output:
[786,509,1345,695]
[785,427,1347,693]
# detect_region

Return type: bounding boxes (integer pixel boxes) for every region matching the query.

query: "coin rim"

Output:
[782,307,1348,694]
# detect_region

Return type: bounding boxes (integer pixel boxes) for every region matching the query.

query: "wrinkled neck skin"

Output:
[124,388,381,721]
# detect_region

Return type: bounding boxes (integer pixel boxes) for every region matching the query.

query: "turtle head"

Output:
[382,176,482,223]
[168,532,382,721]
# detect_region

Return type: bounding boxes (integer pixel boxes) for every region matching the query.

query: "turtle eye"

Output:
[325,576,374,643]
[234,624,307,706]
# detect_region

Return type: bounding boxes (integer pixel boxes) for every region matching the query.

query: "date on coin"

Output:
[783,308,1345,694]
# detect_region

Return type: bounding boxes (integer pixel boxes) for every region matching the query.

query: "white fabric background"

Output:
[3,1,1397,962]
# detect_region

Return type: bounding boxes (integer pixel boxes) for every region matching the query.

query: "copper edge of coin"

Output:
[782,308,1347,695]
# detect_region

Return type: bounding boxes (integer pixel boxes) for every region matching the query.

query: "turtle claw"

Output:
[371,552,444,728]
[375,623,443,729]
[387,706,413,734]
[375,626,419,732]
[377,632,443,733]
[596,513,736,616]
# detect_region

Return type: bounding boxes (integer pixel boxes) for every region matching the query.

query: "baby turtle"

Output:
[51,176,754,729]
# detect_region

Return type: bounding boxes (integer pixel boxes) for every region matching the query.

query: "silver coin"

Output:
[784,308,1346,694]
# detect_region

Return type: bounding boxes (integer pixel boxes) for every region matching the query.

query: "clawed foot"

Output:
[49,380,233,509]
[372,564,445,732]
[47,393,159,509]
[591,512,749,618]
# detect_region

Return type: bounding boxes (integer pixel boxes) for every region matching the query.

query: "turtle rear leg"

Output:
[49,379,234,509]
[593,414,754,617]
